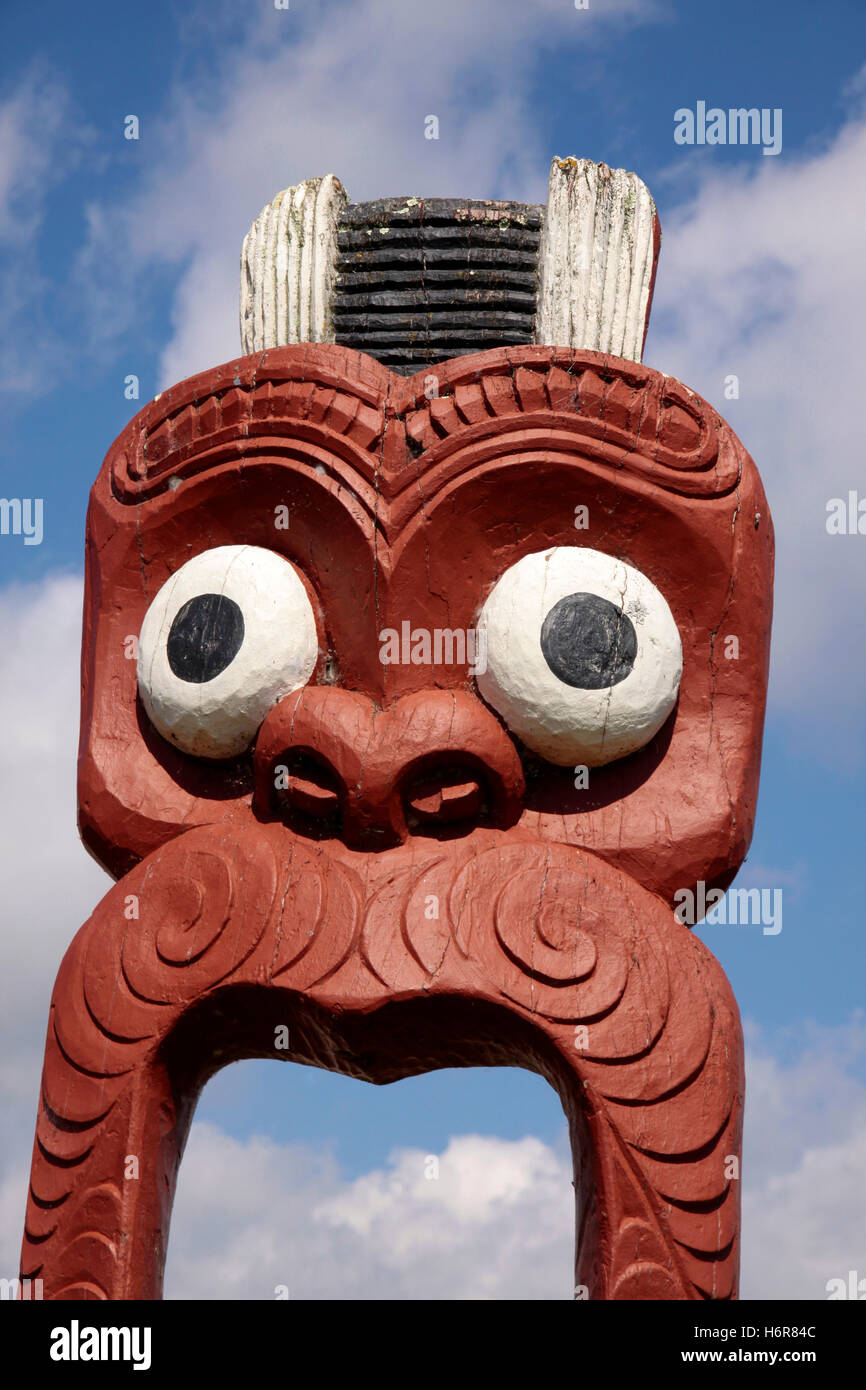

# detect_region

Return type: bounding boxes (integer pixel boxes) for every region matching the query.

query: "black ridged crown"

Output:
[333,197,543,375]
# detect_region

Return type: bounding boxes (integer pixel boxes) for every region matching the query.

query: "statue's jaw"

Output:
[23,819,742,1300]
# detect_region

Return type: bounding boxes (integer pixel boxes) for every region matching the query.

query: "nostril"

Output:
[403,762,488,830]
[273,751,341,826]
[408,779,482,822]
[254,688,524,846]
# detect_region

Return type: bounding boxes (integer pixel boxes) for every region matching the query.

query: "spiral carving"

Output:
[361,857,457,989]
[357,836,741,1300]
[271,849,360,988]
[24,827,742,1301]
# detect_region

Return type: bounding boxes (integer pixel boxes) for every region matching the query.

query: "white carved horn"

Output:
[535,157,660,363]
[239,174,348,353]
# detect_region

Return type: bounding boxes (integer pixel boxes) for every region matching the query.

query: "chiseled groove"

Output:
[675,1233,736,1263]
[39,1092,112,1137]
[35,1134,94,1170]
[627,1107,734,1164]
[588,1032,715,1105]
[54,1007,139,1072]
[337,285,535,301]
[334,268,540,283]
[664,1187,731,1215]
[28,1184,71,1211]
[22,1223,57,1245]
[336,336,535,349]
[334,309,535,324]
[54,1280,110,1300]
[337,256,537,274]
[275,185,291,348]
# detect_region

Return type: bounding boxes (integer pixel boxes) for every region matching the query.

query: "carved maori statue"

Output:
[21,158,773,1300]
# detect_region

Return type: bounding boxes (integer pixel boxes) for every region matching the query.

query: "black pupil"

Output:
[540,592,637,690]
[166,593,245,683]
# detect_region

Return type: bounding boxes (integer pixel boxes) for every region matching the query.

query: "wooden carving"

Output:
[21,161,773,1300]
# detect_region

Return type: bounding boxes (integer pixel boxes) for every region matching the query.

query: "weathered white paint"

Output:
[536,157,657,363]
[138,545,318,758]
[475,546,681,767]
[240,175,348,354]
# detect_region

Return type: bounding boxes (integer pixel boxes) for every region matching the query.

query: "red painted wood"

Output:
[22,343,773,1300]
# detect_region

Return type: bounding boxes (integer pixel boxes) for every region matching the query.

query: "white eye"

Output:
[476,547,681,767]
[137,545,318,759]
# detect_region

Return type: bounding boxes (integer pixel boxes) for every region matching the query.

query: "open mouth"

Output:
[22,819,743,1303]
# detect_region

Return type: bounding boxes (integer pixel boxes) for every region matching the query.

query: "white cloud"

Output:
[71,0,658,386]
[0,577,108,1038]
[646,106,866,753]
[166,1126,574,1300]
[0,575,108,1284]
[0,575,109,1273]
[741,1019,866,1299]
[0,66,92,398]
[0,67,75,243]
[742,1130,866,1301]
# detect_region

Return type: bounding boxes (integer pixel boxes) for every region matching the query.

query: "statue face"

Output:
[79,341,772,905]
[27,170,773,1304]
[35,335,773,1303]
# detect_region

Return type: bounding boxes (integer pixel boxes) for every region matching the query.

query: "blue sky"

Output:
[0,0,864,1299]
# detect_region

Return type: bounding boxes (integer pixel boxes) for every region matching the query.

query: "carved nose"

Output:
[253,688,524,848]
